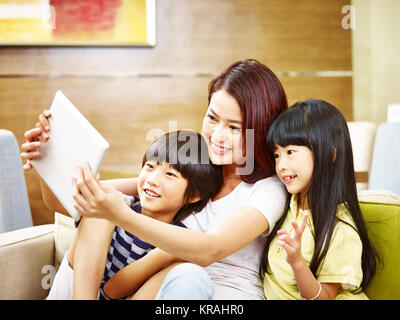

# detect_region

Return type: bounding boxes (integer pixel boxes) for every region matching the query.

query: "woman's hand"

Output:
[20,109,51,171]
[72,162,128,221]
[277,213,308,268]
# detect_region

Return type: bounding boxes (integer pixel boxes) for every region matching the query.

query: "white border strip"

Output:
[146,0,157,46]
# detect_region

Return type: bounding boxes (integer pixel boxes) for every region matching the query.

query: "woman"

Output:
[22,59,288,299]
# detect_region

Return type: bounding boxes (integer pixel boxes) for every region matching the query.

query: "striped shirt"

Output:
[100,195,186,291]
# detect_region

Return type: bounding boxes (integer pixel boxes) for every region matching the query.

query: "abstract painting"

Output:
[0,0,156,46]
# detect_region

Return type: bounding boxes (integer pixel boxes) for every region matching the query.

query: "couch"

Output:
[0,189,399,300]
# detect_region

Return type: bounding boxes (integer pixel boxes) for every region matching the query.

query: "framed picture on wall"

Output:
[0,0,156,46]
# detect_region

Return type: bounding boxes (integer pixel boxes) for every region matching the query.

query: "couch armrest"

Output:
[0,224,55,299]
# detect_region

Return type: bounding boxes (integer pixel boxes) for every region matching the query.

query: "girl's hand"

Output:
[72,162,128,221]
[277,213,308,268]
[20,109,51,171]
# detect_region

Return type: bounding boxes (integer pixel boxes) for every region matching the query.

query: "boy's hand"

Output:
[72,162,128,222]
[276,212,308,268]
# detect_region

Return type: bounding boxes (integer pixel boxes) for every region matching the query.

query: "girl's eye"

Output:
[145,162,154,169]
[273,153,279,159]
[207,114,217,121]
[287,150,295,155]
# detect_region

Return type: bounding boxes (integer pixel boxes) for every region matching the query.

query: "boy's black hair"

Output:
[260,99,378,291]
[142,130,223,222]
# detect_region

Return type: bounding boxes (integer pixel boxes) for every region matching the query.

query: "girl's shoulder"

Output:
[334,204,360,239]
[250,175,286,194]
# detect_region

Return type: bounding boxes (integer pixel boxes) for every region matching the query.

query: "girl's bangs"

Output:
[267,106,311,151]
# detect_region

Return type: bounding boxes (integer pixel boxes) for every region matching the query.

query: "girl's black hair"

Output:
[259,99,377,290]
[142,130,222,222]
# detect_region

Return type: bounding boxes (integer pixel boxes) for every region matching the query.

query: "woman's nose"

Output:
[212,124,228,143]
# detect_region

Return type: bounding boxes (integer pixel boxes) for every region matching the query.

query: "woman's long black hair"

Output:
[259,100,377,290]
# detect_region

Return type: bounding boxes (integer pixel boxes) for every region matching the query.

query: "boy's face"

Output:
[137,160,188,222]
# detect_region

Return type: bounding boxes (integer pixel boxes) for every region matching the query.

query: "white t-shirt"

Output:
[183,175,287,300]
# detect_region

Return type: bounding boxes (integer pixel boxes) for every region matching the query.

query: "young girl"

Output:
[260,99,377,300]
[46,130,222,299]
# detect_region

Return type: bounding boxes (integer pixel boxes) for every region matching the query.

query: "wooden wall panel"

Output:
[0,0,352,226]
[0,0,351,75]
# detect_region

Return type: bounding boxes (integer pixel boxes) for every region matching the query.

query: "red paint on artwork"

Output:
[50,0,122,35]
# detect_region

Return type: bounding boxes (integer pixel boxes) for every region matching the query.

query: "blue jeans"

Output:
[155,263,214,300]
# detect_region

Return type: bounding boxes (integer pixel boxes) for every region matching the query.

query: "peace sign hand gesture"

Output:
[276,213,309,268]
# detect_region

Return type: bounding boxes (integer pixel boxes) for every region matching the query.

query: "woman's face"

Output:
[202,90,244,166]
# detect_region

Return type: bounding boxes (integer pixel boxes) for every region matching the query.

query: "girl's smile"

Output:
[273,144,314,202]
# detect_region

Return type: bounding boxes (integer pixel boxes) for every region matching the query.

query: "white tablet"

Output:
[31,91,109,222]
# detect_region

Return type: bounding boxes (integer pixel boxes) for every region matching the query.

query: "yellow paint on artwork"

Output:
[114,0,147,43]
[0,18,51,41]
[0,0,52,42]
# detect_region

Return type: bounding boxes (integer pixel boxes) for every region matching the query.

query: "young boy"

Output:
[46,131,222,299]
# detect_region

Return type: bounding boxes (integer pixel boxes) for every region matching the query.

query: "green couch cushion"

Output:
[361,200,400,300]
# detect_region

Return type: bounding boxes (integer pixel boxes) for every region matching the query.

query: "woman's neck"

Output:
[212,165,242,201]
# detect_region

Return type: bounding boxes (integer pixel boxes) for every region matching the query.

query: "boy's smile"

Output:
[137,161,188,223]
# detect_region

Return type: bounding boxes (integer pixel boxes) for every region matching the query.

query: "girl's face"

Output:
[202,90,244,167]
[273,144,314,206]
[138,160,189,222]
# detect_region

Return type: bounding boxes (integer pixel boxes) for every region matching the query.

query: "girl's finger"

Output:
[278,233,295,248]
[300,213,309,232]
[277,229,289,236]
[277,239,292,254]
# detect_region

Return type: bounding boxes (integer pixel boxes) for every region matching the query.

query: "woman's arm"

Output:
[72,163,270,266]
[103,249,181,299]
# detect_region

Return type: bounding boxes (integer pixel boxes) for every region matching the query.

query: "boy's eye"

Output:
[145,162,154,169]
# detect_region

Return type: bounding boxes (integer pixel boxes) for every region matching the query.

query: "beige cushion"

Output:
[54,212,76,271]
[0,224,55,299]
[358,189,400,204]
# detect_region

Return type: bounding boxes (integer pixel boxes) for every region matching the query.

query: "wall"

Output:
[352,0,400,123]
[0,0,352,225]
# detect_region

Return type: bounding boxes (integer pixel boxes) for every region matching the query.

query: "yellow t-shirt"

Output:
[263,194,368,300]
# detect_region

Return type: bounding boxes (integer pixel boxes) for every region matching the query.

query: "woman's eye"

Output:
[273,153,279,159]
[229,125,241,132]
[166,172,177,177]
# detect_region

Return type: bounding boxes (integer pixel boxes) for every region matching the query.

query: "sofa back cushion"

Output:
[361,199,400,299]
